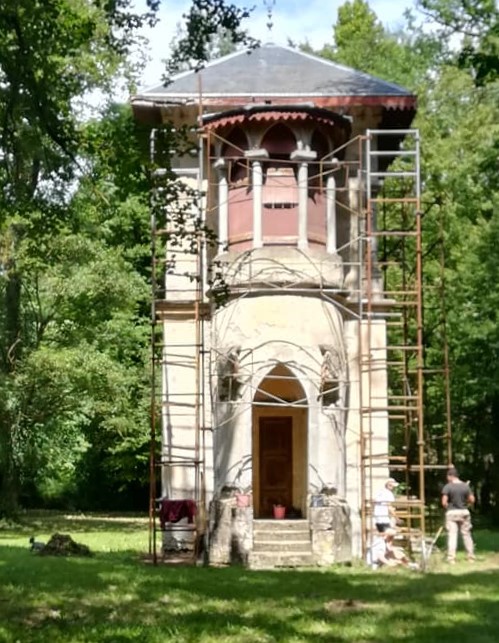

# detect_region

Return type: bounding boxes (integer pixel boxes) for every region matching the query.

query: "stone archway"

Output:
[252,364,308,518]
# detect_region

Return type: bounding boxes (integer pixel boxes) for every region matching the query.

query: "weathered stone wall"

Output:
[208,497,254,565]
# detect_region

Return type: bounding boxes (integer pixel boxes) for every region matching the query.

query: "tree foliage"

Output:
[418,0,499,85]
[0,0,251,515]
[165,0,256,77]
[315,0,443,89]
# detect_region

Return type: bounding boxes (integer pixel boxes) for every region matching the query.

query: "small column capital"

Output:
[213,158,227,170]
[291,150,317,162]
[323,158,341,168]
[244,148,269,161]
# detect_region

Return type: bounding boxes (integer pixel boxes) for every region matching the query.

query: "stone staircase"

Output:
[248,520,316,570]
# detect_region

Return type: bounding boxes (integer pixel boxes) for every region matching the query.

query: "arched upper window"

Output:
[261,124,297,158]
[260,124,298,205]
[311,129,330,161]
[254,364,307,405]
[222,127,248,157]
[222,127,249,184]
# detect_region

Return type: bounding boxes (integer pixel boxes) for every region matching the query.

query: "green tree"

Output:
[313,0,442,89]
[0,0,134,514]
[418,0,499,85]
[331,0,386,71]
[0,0,252,515]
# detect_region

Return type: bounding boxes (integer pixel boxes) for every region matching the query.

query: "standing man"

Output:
[373,478,399,533]
[441,467,475,563]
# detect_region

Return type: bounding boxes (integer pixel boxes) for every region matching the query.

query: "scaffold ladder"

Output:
[360,129,426,559]
[148,131,207,564]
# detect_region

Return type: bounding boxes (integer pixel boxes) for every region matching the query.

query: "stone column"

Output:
[252,161,263,248]
[298,162,308,250]
[370,196,384,298]
[214,158,228,252]
[291,150,317,251]
[245,149,268,249]
[344,173,363,296]
[326,174,336,253]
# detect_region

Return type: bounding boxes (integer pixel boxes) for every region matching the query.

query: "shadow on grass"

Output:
[0,510,148,536]
[0,539,498,643]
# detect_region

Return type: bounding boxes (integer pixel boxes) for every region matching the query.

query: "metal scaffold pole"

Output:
[360,129,438,561]
[149,128,159,563]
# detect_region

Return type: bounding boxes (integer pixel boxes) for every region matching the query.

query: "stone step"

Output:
[253,528,311,540]
[253,521,310,538]
[254,520,308,528]
[248,551,317,570]
[253,540,312,553]
[254,532,311,541]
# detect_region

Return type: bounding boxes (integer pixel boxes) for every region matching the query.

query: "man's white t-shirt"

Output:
[373,487,394,522]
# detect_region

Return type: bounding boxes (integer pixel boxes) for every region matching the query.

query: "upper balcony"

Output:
[206,105,351,256]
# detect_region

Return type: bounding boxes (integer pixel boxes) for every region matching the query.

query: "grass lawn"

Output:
[0,512,498,642]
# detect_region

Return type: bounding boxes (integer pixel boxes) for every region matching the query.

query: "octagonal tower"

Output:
[132,44,418,566]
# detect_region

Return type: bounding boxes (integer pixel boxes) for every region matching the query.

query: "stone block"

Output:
[310,497,352,565]
[208,497,253,565]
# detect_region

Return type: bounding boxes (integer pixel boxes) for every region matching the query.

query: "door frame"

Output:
[252,406,308,518]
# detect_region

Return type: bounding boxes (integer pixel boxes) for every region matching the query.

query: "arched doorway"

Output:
[252,364,308,518]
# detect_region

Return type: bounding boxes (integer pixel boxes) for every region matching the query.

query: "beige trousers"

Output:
[445,509,474,560]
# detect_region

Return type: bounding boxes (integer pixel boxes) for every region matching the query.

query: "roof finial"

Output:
[263,0,276,35]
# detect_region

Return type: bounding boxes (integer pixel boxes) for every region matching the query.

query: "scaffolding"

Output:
[360,129,453,557]
[148,117,452,564]
[361,129,425,556]
[148,127,208,564]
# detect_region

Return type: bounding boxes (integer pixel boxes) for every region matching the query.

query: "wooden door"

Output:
[258,416,293,517]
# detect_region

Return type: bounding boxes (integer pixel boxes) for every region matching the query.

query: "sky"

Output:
[134,0,420,91]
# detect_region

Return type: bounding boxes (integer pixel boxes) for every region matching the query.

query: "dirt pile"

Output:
[38,533,92,557]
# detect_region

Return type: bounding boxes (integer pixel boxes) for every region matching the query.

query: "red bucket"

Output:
[273,505,286,520]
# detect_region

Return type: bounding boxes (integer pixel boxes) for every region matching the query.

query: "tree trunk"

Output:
[0,240,22,516]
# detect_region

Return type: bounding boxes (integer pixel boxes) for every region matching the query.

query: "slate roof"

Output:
[136,43,413,101]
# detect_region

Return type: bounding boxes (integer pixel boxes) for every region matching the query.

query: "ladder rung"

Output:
[156,344,204,349]
[370,171,417,178]
[369,150,418,157]
[370,197,419,203]
[156,462,203,467]
[368,128,419,136]
[371,231,418,237]
[369,395,420,400]
[161,401,198,408]
[389,464,451,471]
